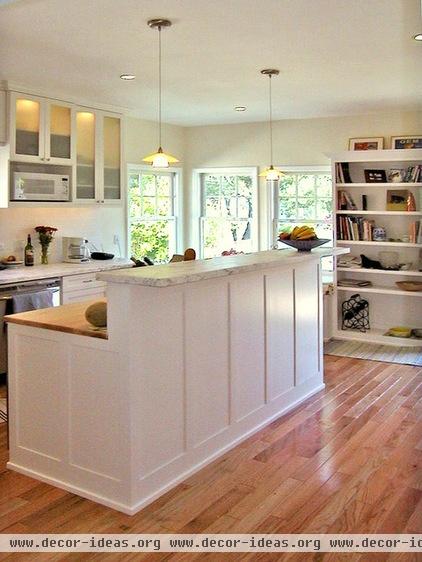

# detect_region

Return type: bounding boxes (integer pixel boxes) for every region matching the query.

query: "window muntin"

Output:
[199,171,257,258]
[128,170,177,263]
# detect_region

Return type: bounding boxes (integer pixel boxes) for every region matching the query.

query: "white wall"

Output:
[125,117,186,167]
[1,109,421,262]
[184,110,422,249]
[0,206,125,262]
[0,116,186,263]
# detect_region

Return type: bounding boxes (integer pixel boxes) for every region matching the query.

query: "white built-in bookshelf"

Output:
[330,148,422,347]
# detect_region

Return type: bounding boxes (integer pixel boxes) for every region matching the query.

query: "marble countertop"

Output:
[98,248,349,288]
[0,258,133,286]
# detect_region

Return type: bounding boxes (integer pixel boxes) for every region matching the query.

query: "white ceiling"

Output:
[1,0,421,126]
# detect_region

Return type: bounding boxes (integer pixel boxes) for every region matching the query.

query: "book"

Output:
[341,163,352,183]
[337,216,375,241]
[409,220,421,244]
[343,191,357,210]
[404,165,421,183]
[336,162,344,183]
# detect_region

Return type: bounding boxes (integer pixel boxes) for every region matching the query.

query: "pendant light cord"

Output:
[268,74,273,167]
[158,24,162,149]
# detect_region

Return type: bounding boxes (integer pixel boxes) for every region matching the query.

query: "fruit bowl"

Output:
[279,238,330,252]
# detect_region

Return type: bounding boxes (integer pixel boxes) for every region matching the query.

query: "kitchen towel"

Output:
[12,290,54,313]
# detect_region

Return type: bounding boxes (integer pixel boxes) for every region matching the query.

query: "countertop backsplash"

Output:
[0,206,126,263]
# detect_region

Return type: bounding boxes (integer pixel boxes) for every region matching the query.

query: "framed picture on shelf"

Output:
[348,137,384,151]
[386,189,409,211]
[391,136,422,149]
[364,169,387,183]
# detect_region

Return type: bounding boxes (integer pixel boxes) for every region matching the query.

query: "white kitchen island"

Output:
[6,248,347,514]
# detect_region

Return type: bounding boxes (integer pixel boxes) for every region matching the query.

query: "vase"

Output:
[41,245,49,265]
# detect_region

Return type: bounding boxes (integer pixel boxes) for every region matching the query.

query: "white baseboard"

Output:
[6,462,134,515]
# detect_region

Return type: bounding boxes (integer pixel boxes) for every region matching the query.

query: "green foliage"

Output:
[128,172,174,263]
[279,173,332,222]
[202,174,254,256]
[130,221,171,263]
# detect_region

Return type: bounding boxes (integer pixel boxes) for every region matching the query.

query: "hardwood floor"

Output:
[0,355,421,561]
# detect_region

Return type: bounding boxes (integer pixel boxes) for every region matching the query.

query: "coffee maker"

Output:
[62,237,91,263]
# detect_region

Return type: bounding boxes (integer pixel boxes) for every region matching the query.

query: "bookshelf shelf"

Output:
[336,240,422,248]
[336,210,422,216]
[336,182,422,188]
[336,285,422,297]
[331,148,422,346]
[337,267,422,277]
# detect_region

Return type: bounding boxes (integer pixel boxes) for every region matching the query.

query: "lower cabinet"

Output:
[61,273,106,305]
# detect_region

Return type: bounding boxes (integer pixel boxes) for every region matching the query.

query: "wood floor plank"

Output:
[0,356,421,562]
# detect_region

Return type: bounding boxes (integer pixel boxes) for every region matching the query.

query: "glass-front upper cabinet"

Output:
[13,95,44,160]
[46,102,73,162]
[75,110,96,201]
[74,110,122,204]
[10,93,74,164]
[103,115,121,201]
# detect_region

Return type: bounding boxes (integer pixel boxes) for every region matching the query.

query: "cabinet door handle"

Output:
[101,200,104,203]
[82,279,93,283]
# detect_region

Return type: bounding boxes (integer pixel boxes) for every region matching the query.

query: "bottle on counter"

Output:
[24,234,34,266]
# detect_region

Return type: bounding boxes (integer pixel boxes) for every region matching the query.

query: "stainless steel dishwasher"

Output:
[0,278,60,375]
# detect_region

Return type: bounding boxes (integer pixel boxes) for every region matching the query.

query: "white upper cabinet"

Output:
[7,91,123,206]
[102,114,121,202]
[10,92,74,165]
[75,108,96,201]
[74,109,122,205]
[11,93,44,161]
[46,101,73,163]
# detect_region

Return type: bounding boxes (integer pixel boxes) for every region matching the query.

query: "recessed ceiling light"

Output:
[120,73,136,80]
[413,33,422,41]
[234,106,246,112]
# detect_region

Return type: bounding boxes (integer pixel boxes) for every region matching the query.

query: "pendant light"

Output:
[143,19,179,168]
[259,69,283,181]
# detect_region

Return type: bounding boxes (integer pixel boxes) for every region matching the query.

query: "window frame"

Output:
[193,167,259,258]
[126,164,183,260]
[270,165,332,248]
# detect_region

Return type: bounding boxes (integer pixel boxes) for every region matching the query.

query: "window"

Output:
[273,167,333,269]
[128,167,180,263]
[197,168,258,258]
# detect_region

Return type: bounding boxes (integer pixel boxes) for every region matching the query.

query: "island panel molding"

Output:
[7,249,348,514]
[265,269,295,401]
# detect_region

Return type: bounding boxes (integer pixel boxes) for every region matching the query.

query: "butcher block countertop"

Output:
[5,300,107,339]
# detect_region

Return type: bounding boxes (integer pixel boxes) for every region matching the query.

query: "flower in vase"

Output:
[34,226,58,264]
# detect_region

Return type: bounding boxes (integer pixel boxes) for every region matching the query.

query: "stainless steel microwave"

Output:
[12,172,70,201]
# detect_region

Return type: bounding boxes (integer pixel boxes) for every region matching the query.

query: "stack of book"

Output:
[337,216,375,241]
[404,165,422,183]
[338,190,357,210]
